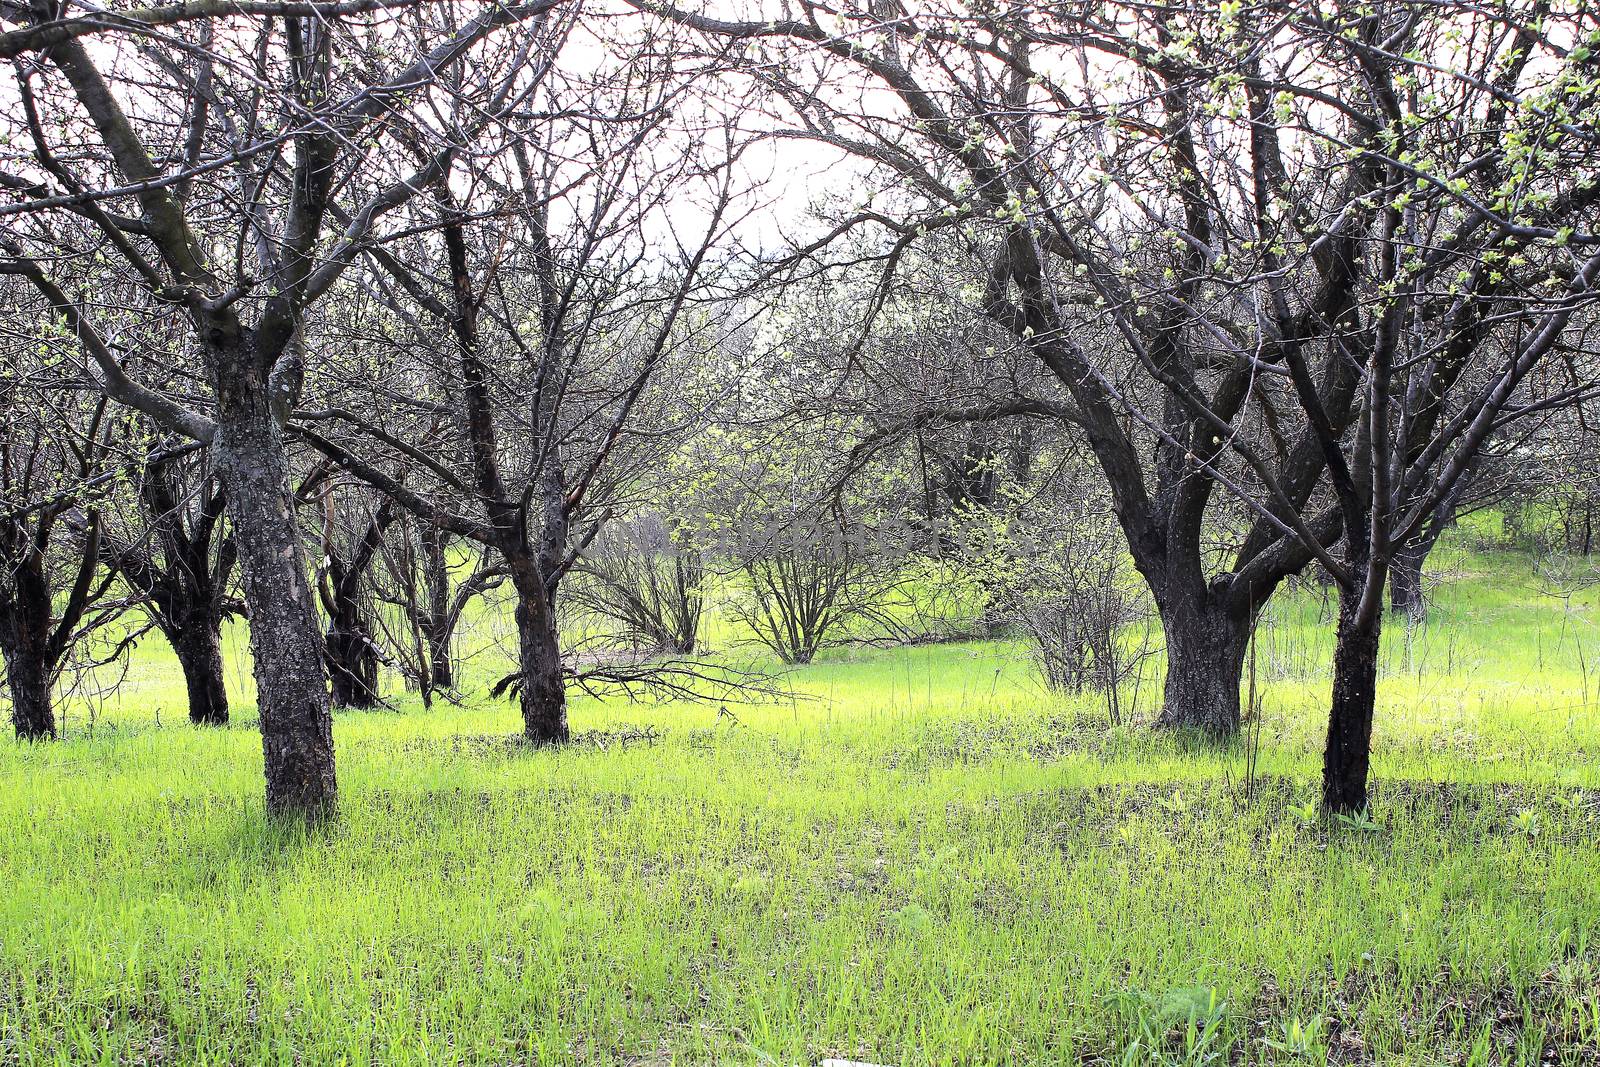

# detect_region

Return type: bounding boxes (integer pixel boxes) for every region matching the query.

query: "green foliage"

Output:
[1110,985,1228,1066]
[1333,808,1384,835]
[1286,800,1320,827]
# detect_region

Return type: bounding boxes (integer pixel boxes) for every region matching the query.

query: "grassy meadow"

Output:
[4,538,1600,1064]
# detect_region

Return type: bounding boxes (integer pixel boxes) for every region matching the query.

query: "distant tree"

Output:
[571,515,705,655]
[370,515,492,703]
[311,483,394,709]
[0,374,128,739]
[100,442,237,725]
[639,0,1366,739]
[1513,388,1600,558]
[650,0,1600,812]
[689,420,906,664]
[298,14,750,740]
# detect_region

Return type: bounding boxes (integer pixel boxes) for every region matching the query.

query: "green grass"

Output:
[4,545,1600,1064]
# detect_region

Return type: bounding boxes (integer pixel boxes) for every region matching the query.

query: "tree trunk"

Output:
[317,500,392,710]
[0,576,56,740]
[508,557,567,744]
[1152,593,1250,738]
[1322,590,1383,815]
[323,576,380,709]
[426,628,454,692]
[170,618,229,725]
[213,400,337,820]
[1391,463,1469,617]
[325,620,380,708]
[421,522,454,691]
[1388,541,1428,618]
[2,638,54,740]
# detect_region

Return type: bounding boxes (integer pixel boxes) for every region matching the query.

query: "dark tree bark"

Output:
[172,616,229,726]
[508,556,568,743]
[1323,581,1384,814]
[1,483,106,742]
[1153,591,1252,735]
[444,207,569,744]
[1,610,55,740]
[324,622,380,709]
[420,522,455,691]
[318,499,394,709]
[214,393,337,819]
[104,449,236,726]
[0,546,56,739]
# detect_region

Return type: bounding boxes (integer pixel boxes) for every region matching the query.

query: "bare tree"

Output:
[298,14,751,740]
[987,488,1156,722]
[646,0,1600,813]
[633,0,1374,739]
[0,372,129,739]
[369,514,492,702]
[1508,388,1600,558]
[100,442,237,725]
[736,537,874,664]
[0,0,566,818]
[571,515,705,655]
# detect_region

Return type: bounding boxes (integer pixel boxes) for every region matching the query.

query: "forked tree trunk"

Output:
[508,557,567,744]
[1153,593,1251,738]
[213,397,337,819]
[1322,588,1383,814]
[319,502,392,710]
[170,617,229,725]
[325,622,380,709]
[324,582,381,709]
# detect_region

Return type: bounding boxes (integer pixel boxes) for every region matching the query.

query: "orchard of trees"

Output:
[5,0,1600,823]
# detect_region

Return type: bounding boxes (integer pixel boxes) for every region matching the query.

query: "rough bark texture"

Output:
[509,558,568,744]
[214,395,337,819]
[1,634,54,740]
[0,546,58,740]
[1152,592,1251,738]
[1322,593,1382,814]
[171,618,229,726]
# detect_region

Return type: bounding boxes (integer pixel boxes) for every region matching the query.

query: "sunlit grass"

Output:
[3,542,1600,1063]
